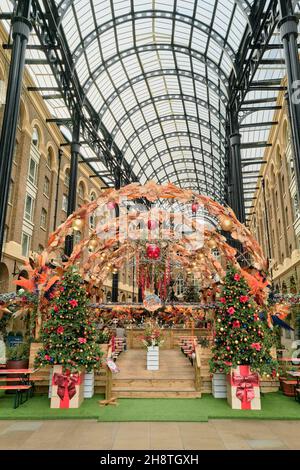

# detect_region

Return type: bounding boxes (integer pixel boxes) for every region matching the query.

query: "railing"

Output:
[105,345,113,400]
[194,344,202,392]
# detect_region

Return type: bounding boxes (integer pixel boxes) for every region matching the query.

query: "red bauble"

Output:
[146,244,160,259]
[191,202,199,213]
[147,219,157,230]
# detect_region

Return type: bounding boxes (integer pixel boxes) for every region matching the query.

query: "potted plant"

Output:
[6,342,30,369]
[141,322,164,370]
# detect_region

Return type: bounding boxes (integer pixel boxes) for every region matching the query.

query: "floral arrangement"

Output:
[141,322,164,348]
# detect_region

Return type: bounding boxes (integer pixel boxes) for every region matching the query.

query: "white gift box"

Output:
[84,371,95,398]
[147,346,159,370]
[212,373,227,398]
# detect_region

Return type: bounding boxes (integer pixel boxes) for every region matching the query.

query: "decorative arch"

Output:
[41,182,268,300]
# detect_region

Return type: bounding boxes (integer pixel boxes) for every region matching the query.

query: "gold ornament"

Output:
[220,216,233,231]
[207,239,217,249]
[88,238,98,250]
[72,217,84,231]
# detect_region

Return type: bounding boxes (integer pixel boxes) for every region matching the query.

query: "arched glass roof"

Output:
[1,0,299,213]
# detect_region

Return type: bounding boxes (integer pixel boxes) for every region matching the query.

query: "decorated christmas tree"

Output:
[183,283,199,302]
[210,265,278,376]
[36,268,103,372]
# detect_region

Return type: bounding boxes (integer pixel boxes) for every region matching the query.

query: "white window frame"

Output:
[24,193,35,222]
[21,232,31,257]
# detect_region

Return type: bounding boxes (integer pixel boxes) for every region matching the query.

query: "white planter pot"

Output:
[147,346,159,370]
[84,371,95,398]
[212,373,227,398]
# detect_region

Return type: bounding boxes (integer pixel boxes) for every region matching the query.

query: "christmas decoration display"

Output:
[143,294,162,312]
[227,365,261,410]
[141,322,164,348]
[35,268,103,373]
[37,181,269,304]
[210,266,278,377]
[50,365,84,409]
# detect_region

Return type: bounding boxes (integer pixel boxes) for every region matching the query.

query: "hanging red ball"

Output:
[147,219,157,230]
[191,202,199,213]
[146,244,160,259]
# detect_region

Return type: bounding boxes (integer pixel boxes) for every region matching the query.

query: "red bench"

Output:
[0,384,32,408]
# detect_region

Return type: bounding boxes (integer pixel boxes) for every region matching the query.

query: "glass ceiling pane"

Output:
[0,0,295,206]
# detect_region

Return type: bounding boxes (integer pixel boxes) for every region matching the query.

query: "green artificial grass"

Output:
[0,392,299,421]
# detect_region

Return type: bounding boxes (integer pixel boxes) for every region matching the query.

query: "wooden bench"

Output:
[0,384,32,408]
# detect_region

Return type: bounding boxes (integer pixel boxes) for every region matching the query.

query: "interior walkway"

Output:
[0,420,300,450]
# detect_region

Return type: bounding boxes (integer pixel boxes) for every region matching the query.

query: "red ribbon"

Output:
[52,370,80,408]
[232,366,259,409]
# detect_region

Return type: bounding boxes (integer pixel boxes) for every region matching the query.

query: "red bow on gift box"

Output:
[232,370,259,404]
[53,371,80,407]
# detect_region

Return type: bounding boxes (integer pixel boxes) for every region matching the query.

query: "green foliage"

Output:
[198,337,209,348]
[183,284,199,302]
[35,268,103,372]
[6,342,29,361]
[210,265,278,376]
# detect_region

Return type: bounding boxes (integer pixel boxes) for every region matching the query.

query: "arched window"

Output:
[90,192,97,201]
[43,176,50,196]
[40,208,47,229]
[32,127,39,147]
[64,168,70,187]
[78,182,85,199]
[62,194,68,212]
[47,149,54,169]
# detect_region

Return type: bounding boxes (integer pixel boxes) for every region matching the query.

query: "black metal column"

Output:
[111,165,121,302]
[0,0,32,258]
[278,0,300,198]
[65,115,81,256]
[228,108,245,223]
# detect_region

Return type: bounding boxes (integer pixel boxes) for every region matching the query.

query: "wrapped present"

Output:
[50,365,85,409]
[227,365,261,410]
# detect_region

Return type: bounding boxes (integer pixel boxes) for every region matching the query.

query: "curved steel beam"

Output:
[121,114,224,155]
[136,146,225,180]
[130,132,226,172]
[109,93,226,139]
[101,70,227,126]
[146,158,223,182]
[82,43,230,94]
[72,11,236,69]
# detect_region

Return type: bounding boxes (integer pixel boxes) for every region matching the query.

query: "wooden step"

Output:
[112,378,196,389]
[112,389,201,398]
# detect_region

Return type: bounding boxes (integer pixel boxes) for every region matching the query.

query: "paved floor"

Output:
[0,420,300,450]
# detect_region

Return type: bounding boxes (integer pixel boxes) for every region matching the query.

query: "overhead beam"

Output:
[241,142,272,149]
[240,121,278,128]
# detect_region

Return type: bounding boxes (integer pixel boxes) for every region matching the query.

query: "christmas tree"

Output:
[183,283,199,302]
[210,266,278,376]
[36,268,103,372]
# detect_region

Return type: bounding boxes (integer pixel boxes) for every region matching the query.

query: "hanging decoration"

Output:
[143,294,162,312]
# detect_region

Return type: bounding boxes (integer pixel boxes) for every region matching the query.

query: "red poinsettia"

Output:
[232,320,240,328]
[234,273,241,281]
[220,297,226,304]
[227,307,235,315]
[53,305,59,312]
[57,326,64,334]
[78,337,87,344]
[251,342,262,351]
[44,354,51,361]
[69,299,78,308]
[239,295,249,303]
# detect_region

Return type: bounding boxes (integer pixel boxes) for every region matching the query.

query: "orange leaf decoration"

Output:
[13,277,35,292]
[44,276,60,292]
